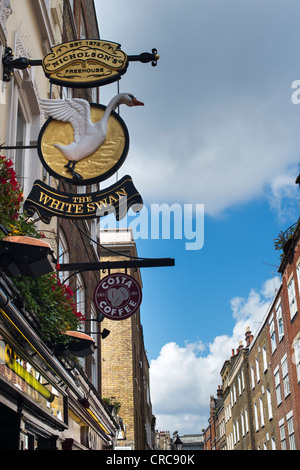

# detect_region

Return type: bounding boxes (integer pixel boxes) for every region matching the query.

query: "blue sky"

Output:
[95,0,300,433]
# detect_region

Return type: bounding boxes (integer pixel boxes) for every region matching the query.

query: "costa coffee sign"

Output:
[94,273,142,321]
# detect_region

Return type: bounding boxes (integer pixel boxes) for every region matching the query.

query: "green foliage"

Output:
[274,224,296,258]
[13,272,84,347]
[0,155,85,348]
[0,155,42,239]
[102,397,121,415]
[0,155,23,235]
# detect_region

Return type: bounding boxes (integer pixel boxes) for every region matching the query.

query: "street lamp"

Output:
[173,436,183,451]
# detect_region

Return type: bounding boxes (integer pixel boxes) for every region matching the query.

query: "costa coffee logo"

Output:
[94,273,142,321]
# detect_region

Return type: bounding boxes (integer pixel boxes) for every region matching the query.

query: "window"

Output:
[294,338,300,383]
[256,357,260,383]
[276,300,284,341]
[236,420,240,442]
[80,6,87,39]
[259,397,265,427]
[274,368,282,406]
[287,277,297,320]
[15,102,27,189]
[76,273,85,328]
[279,420,286,450]
[90,303,98,389]
[58,232,69,284]
[238,375,242,395]
[90,218,99,254]
[233,384,237,403]
[8,33,41,199]
[297,262,300,295]
[262,345,268,372]
[254,403,259,431]
[287,413,296,450]
[241,412,245,437]
[251,366,255,389]
[271,437,276,450]
[269,316,276,353]
[281,355,290,398]
[266,388,273,420]
[245,408,249,433]
[241,369,245,390]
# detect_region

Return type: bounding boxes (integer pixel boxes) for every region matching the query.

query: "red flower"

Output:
[65,285,74,297]
[10,177,18,187]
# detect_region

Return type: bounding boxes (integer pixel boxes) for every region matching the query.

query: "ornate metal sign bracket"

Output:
[2,44,159,83]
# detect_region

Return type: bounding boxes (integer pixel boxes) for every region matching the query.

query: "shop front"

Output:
[0,277,69,450]
[0,274,119,450]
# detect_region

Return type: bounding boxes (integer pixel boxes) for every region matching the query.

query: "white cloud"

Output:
[96,0,300,218]
[150,277,281,434]
[266,169,299,223]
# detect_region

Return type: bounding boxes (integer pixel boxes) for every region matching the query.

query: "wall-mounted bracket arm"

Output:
[2,46,42,82]
[128,48,159,67]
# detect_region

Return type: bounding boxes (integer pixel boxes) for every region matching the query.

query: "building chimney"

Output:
[245,327,253,346]
[216,385,223,398]
[238,341,243,352]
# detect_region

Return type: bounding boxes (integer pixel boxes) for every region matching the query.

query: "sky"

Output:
[94,0,300,434]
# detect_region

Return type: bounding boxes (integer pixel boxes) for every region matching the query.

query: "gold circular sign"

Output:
[38,103,129,185]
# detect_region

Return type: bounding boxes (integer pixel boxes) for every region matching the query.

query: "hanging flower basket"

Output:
[62,330,96,357]
[0,235,57,277]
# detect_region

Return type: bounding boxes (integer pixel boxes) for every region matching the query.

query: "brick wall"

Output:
[99,230,152,450]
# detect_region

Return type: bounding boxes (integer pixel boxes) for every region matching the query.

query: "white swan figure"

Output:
[40,93,144,179]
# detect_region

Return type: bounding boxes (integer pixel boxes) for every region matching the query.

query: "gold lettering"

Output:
[39,192,52,205]
[109,195,118,205]
[49,198,62,211]
[65,204,74,213]
[95,198,108,209]
[78,196,92,203]
[87,202,96,213]
[116,187,128,198]
[74,204,83,214]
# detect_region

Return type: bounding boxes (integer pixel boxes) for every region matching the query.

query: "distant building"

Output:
[205,213,300,450]
[155,430,172,450]
[174,433,204,451]
[99,229,154,450]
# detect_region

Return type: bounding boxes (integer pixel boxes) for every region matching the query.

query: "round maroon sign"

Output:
[94,273,142,321]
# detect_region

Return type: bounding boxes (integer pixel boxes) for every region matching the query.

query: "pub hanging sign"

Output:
[23,91,144,223]
[24,176,142,224]
[18,38,156,224]
[42,40,128,88]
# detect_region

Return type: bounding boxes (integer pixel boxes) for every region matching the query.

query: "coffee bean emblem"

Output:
[107,287,129,307]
